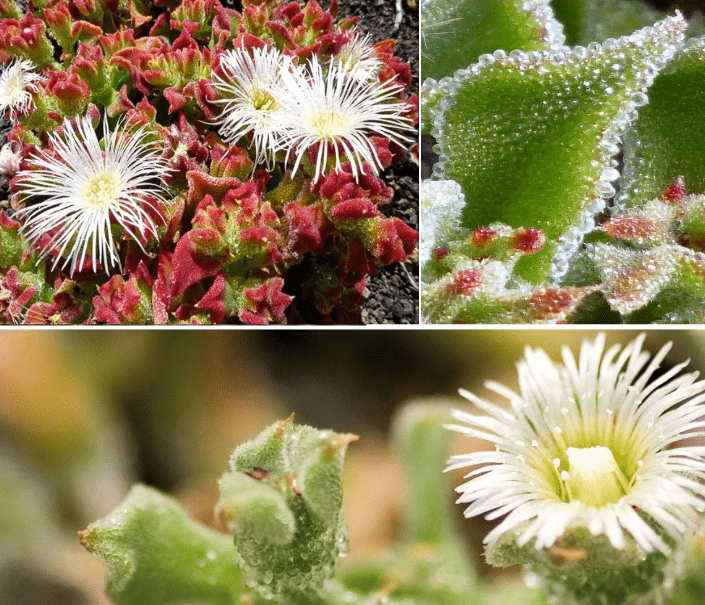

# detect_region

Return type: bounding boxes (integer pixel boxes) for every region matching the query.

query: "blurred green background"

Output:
[0,329,701,604]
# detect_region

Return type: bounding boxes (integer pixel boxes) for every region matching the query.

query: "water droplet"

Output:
[206,550,217,561]
[601,168,620,182]
[632,92,649,106]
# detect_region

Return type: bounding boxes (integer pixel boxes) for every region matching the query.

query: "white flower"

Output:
[212,46,290,169]
[0,141,21,176]
[275,55,412,181]
[16,113,171,276]
[446,334,705,554]
[0,59,41,120]
[336,31,381,81]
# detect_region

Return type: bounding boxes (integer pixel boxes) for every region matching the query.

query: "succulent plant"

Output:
[421,0,705,323]
[79,410,479,605]
[0,0,418,324]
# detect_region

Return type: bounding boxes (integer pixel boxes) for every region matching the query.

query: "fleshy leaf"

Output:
[487,523,674,605]
[588,242,681,314]
[421,0,564,82]
[422,257,596,323]
[79,484,243,605]
[217,417,357,600]
[619,35,705,209]
[552,0,661,46]
[431,14,686,283]
[339,403,477,605]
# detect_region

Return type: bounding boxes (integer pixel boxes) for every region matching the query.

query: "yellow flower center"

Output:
[564,446,630,507]
[306,108,354,141]
[82,170,121,208]
[251,88,277,112]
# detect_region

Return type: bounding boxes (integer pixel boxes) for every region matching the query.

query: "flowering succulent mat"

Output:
[0,0,418,324]
[421,0,705,324]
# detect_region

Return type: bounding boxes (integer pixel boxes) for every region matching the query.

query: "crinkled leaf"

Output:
[80,484,243,605]
[620,35,705,208]
[588,242,680,314]
[421,0,563,82]
[432,15,685,283]
[624,254,705,323]
[422,258,597,322]
[218,417,356,599]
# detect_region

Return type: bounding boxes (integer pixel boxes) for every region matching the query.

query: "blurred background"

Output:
[0,329,702,604]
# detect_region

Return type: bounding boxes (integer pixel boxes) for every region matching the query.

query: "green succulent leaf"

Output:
[421,0,564,83]
[432,14,686,283]
[79,484,243,605]
[340,403,476,605]
[217,416,356,600]
[620,35,705,208]
[552,0,661,46]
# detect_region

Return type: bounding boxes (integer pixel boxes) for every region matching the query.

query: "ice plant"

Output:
[421,0,705,323]
[276,55,412,181]
[16,113,171,275]
[212,46,289,170]
[0,0,418,324]
[78,411,477,605]
[0,59,40,120]
[446,333,705,604]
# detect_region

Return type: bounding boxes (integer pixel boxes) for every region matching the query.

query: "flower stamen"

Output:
[564,446,629,506]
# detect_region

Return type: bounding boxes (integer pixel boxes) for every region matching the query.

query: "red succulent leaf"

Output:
[231,32,267,52]
[341,237,377,285]
[313,162,393,206]
[601,216,658,240]
[663,176,687,204]
[24,279,84,325]
[194,78,219,120]
[471,228,499,249]
[239,277,291,324]
[46,70,90,114]
[93,262,153,324]
[0,210,20,230]
[99,29,138,57]
[511,227,547,255]
[410,142,419,166]
[185,170,242,208]
[285,201,326,254]
[374,217,418,265]
[152,252,174,324]
[70,20,102,42]
[195,271,228,323]
[330,198,381,220]
[266,20,297,48]
[0,11,53,66]
[210,144,254,180]
[444,268,483,297]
